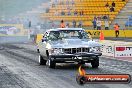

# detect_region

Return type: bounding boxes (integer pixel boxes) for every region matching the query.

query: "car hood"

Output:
[47,39,101,49]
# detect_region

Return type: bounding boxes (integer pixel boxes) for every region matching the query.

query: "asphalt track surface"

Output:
[0,43,132,88]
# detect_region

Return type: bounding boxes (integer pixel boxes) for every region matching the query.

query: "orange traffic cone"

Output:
[99,30,104,41]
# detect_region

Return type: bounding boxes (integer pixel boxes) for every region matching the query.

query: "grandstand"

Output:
[112,0,132,29]
[41,0,129,29]
[125,16,132,27]
[0,0,131,30]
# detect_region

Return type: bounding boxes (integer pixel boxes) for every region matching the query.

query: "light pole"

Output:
[28,20,31,39]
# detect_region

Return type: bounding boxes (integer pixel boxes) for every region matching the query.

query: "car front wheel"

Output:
[39,55,47,65]
[48,58,56,68]
[91,57,99,68]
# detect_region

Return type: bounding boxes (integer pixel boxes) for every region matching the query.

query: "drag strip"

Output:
[0,43,131,88]
[0,66,34,88]
[0,49,38,66]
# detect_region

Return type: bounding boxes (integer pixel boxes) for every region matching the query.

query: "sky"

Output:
[0,0,48,19]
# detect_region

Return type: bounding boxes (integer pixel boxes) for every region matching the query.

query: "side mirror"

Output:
[42,38,47,42]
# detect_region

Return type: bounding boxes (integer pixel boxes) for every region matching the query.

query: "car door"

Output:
[39,32,49,58]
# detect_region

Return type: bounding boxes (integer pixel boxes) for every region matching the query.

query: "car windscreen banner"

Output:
[114,46,132,57]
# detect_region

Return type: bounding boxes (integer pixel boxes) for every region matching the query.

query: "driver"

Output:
[48,31,60,40]
[54,31,60,39]
[70,31,76,37]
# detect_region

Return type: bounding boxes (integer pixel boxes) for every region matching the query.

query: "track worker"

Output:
[114,23,120,37]
[60,20,65,28]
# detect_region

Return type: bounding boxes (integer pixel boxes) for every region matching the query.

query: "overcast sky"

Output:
[0,0,48,19]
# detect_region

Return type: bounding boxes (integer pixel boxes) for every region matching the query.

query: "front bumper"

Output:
[49,52,102,62]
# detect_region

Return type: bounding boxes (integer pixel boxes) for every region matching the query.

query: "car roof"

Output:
[46,28,84,32]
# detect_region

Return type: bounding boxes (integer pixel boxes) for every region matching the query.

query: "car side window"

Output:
[43,32,49,41]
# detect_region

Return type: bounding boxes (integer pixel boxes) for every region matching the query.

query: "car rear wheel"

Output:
[91,57,99,68]
[39,55,46,65]
[48,58,56,68]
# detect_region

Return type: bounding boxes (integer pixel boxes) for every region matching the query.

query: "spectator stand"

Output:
[40,0,128,29]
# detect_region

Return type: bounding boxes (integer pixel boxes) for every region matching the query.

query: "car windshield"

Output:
[47,30,89,41]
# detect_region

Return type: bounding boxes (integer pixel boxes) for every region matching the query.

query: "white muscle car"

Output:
[37,28,102,68]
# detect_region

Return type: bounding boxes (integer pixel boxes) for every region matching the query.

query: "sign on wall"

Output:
[0,24,25,36]
[114,46,132,57]
[101,44,114,57]
[0,26,19,35]
[85,30,132,37]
